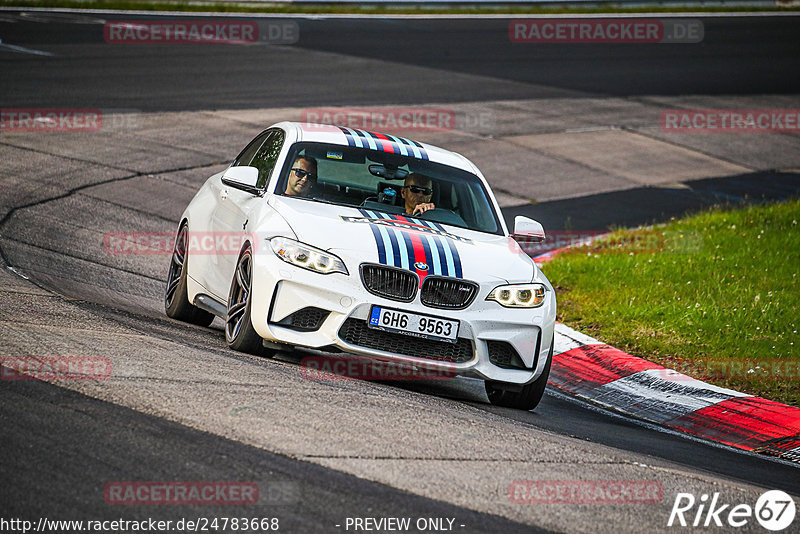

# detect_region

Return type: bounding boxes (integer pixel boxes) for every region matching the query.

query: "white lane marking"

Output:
[553,322,602,355]
[6,266,30,280]
[582,368,751,423]
[554,330,584,355]
[639,367,752,398]
[18,11,105,24]
[783,447,800,463]
[0,39,55,56]
[1,7,797,19]
[545,388,800,470]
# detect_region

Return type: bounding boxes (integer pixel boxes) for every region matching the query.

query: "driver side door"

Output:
[207,129,285,299]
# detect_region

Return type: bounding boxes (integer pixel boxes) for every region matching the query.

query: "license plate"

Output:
[368,306,459,343]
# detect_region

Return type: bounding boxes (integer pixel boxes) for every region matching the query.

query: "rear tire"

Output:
[225,246,264,355]
[485,336,553,411]
[165,223,215,327]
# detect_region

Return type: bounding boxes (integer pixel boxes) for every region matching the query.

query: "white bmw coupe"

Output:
[165,122,556,410]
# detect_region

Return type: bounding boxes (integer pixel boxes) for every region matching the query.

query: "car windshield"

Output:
[275,142,502,235]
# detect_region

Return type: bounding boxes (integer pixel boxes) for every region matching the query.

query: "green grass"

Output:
[1,0,796,14]
[543,199,800,407]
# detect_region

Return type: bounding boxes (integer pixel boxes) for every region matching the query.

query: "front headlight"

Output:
[487,283,546,308]
[269,237,348,275]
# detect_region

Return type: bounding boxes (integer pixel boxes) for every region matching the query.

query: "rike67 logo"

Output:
[668,490,796,531]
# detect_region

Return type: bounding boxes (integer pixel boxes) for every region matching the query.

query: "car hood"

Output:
[268,196,534,283]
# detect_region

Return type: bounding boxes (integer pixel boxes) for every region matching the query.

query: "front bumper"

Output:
[249,249,556,385]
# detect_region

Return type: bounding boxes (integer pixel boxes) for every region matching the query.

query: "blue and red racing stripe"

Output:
[358,209,462,283]
[339,127,429,160]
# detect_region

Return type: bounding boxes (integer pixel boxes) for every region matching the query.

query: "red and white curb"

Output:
[550,322,800,463]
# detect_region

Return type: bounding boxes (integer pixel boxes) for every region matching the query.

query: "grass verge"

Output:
[543,199,800,407]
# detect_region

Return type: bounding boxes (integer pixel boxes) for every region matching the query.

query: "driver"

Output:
[284,155,317,197]
[401,173,435,216]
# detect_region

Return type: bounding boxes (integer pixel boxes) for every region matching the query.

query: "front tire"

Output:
[485,336,553,411]
[165,223,215,327]
[225,246,265,355]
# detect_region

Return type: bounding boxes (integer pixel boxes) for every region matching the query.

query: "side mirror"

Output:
[221,166,260,194]
[512,216,546,243]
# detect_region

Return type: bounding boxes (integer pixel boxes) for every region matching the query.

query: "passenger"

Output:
[284,156,317,197]
[401,173,435,216]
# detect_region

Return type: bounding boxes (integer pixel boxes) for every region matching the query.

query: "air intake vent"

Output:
[487,340,527,370]
[421,276,478,309]
[273,307,329,331]
[338,318,473,363]
[360,264,418,302]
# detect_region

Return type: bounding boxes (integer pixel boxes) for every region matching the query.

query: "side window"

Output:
[232,130,271,168]
[251,129,286,189]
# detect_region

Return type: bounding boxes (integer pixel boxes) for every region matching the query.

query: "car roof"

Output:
[273,121,480,175]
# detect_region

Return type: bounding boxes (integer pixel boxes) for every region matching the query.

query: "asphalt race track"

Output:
[1,10,800,534]
[1,14,799,109]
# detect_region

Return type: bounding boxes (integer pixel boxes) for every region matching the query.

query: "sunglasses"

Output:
[404,185,433,195]
[292,168,317,180]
